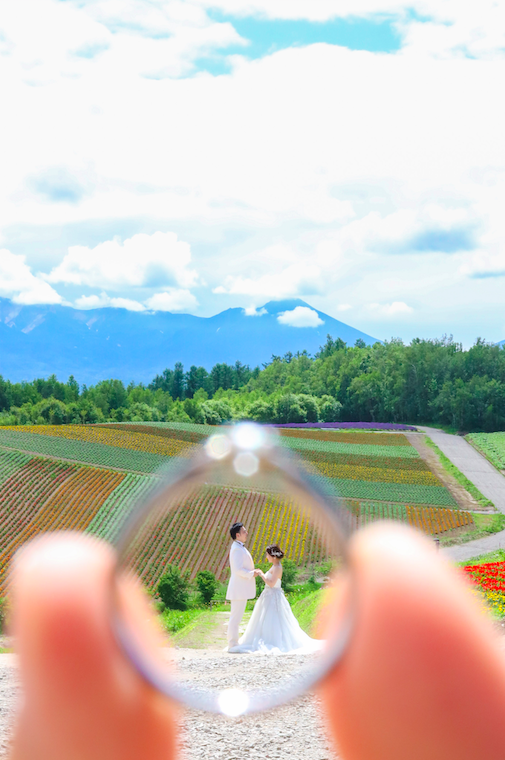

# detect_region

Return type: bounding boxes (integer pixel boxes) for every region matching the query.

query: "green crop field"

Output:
[0,423,475,593]
[467,432,505,471]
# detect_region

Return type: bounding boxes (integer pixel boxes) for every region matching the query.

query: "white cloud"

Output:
[46,232,198,290]
[74,288,198,312]
[74,292,146,311]
[145,289,199,312]
[369,301,414,317]
[0,250,62,305]
[214,262,321,298]
[277,306,324,328]
[243,305,267,316]
[0,1,504,342]
[459,249,505,278]
[337,304,352,312]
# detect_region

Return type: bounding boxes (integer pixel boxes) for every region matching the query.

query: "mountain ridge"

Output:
[0,297,380,384]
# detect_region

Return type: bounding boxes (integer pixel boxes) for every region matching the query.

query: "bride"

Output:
[233,544,324,654]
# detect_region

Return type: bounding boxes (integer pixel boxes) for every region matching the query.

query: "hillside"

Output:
[0,423,475,594]
[0,298,379,385]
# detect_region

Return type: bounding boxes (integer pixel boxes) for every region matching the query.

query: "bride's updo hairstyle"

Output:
[266,544,284,559]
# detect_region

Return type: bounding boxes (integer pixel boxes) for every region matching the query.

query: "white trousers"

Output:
[227,599,248,648]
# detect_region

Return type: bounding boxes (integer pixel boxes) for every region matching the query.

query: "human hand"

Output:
[9,534,177,760]
[9,525,505,760]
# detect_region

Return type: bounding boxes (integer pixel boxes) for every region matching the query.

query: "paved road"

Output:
[419,426,505,513]
[442,530,505,563]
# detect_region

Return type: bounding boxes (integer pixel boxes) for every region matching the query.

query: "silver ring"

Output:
[109,423,356,716]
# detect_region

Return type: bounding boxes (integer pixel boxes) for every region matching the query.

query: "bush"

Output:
[0,597,9,634]
[200,399,232,424]
[196,570,219,605]
[157,565,190,610]
[247,399,275,423]
[319,396,343,422]
[281,558,298,591]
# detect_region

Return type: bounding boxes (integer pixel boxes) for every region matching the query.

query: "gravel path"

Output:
[0,652,339,760]
[418,427,505,512]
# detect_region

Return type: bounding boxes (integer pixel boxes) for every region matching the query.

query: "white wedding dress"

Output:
[234,567,324,654]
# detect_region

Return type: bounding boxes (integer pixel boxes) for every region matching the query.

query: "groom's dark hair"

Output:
[230,522,243,540]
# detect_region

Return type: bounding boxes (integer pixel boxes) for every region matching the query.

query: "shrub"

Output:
[0,597,8,634]
[281,558,298,591]
[157,565,190,610]
[247,399,275,423]
[319,396,343,422]
[196,570,219,605]
[200,399,232,425]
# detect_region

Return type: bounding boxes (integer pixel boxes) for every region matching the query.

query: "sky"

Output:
[0,0,504,346]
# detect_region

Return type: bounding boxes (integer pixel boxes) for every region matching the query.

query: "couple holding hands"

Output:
[225,521,323,654]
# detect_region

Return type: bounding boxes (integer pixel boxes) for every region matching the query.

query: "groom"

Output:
[226,522,258,652]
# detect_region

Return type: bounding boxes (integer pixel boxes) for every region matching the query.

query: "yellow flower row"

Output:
[312,460,440,486]
[4,425,196,458]
[406,505,473,534]
[250,496,320,566]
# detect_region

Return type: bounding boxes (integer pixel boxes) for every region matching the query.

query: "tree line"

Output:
[1,335,504,431]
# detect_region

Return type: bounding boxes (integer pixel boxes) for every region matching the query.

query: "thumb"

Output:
[9,533,178,760]
[320,524,505,760]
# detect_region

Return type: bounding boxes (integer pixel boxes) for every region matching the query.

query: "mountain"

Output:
[0,298,380,384]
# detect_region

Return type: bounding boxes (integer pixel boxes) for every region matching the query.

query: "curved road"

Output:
[417,427,505,562]
[418,426,505,512]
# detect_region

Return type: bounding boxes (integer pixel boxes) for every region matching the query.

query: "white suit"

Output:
[226,541,256,649]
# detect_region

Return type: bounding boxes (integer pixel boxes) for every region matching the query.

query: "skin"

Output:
[9,524,505,760]
[257,552,283,588]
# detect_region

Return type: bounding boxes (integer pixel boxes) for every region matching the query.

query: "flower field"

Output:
[290,432,458,507]
[463,561,505,617]
[0,452,125,591]
[344,500,473,534]
[124,485,330,588]
[1,425,197,458]
[0,421,476,593]
[467,432,505,472]
[0,428,170,473]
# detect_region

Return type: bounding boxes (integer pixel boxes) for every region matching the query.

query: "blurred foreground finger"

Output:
[320,523,505,760]
[9,533,178,760]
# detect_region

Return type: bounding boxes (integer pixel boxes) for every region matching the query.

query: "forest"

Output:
[0,335,504,432]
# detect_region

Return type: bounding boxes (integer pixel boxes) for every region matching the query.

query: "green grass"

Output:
[160,608,205,636]
[424,435,494,508]
[457,548,505,567]
[290,589,323,635]
[467,432,505,472]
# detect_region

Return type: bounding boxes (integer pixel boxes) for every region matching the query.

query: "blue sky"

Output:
[196,13,402,74]
[1,0,505,347]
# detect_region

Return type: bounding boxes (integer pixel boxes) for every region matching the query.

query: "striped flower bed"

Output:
[463,560,505,616]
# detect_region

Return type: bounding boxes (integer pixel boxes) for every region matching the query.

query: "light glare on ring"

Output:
[205,434,232,460]
[233,451,259,477]
[231,422,266,451]
[218,688,250,717]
